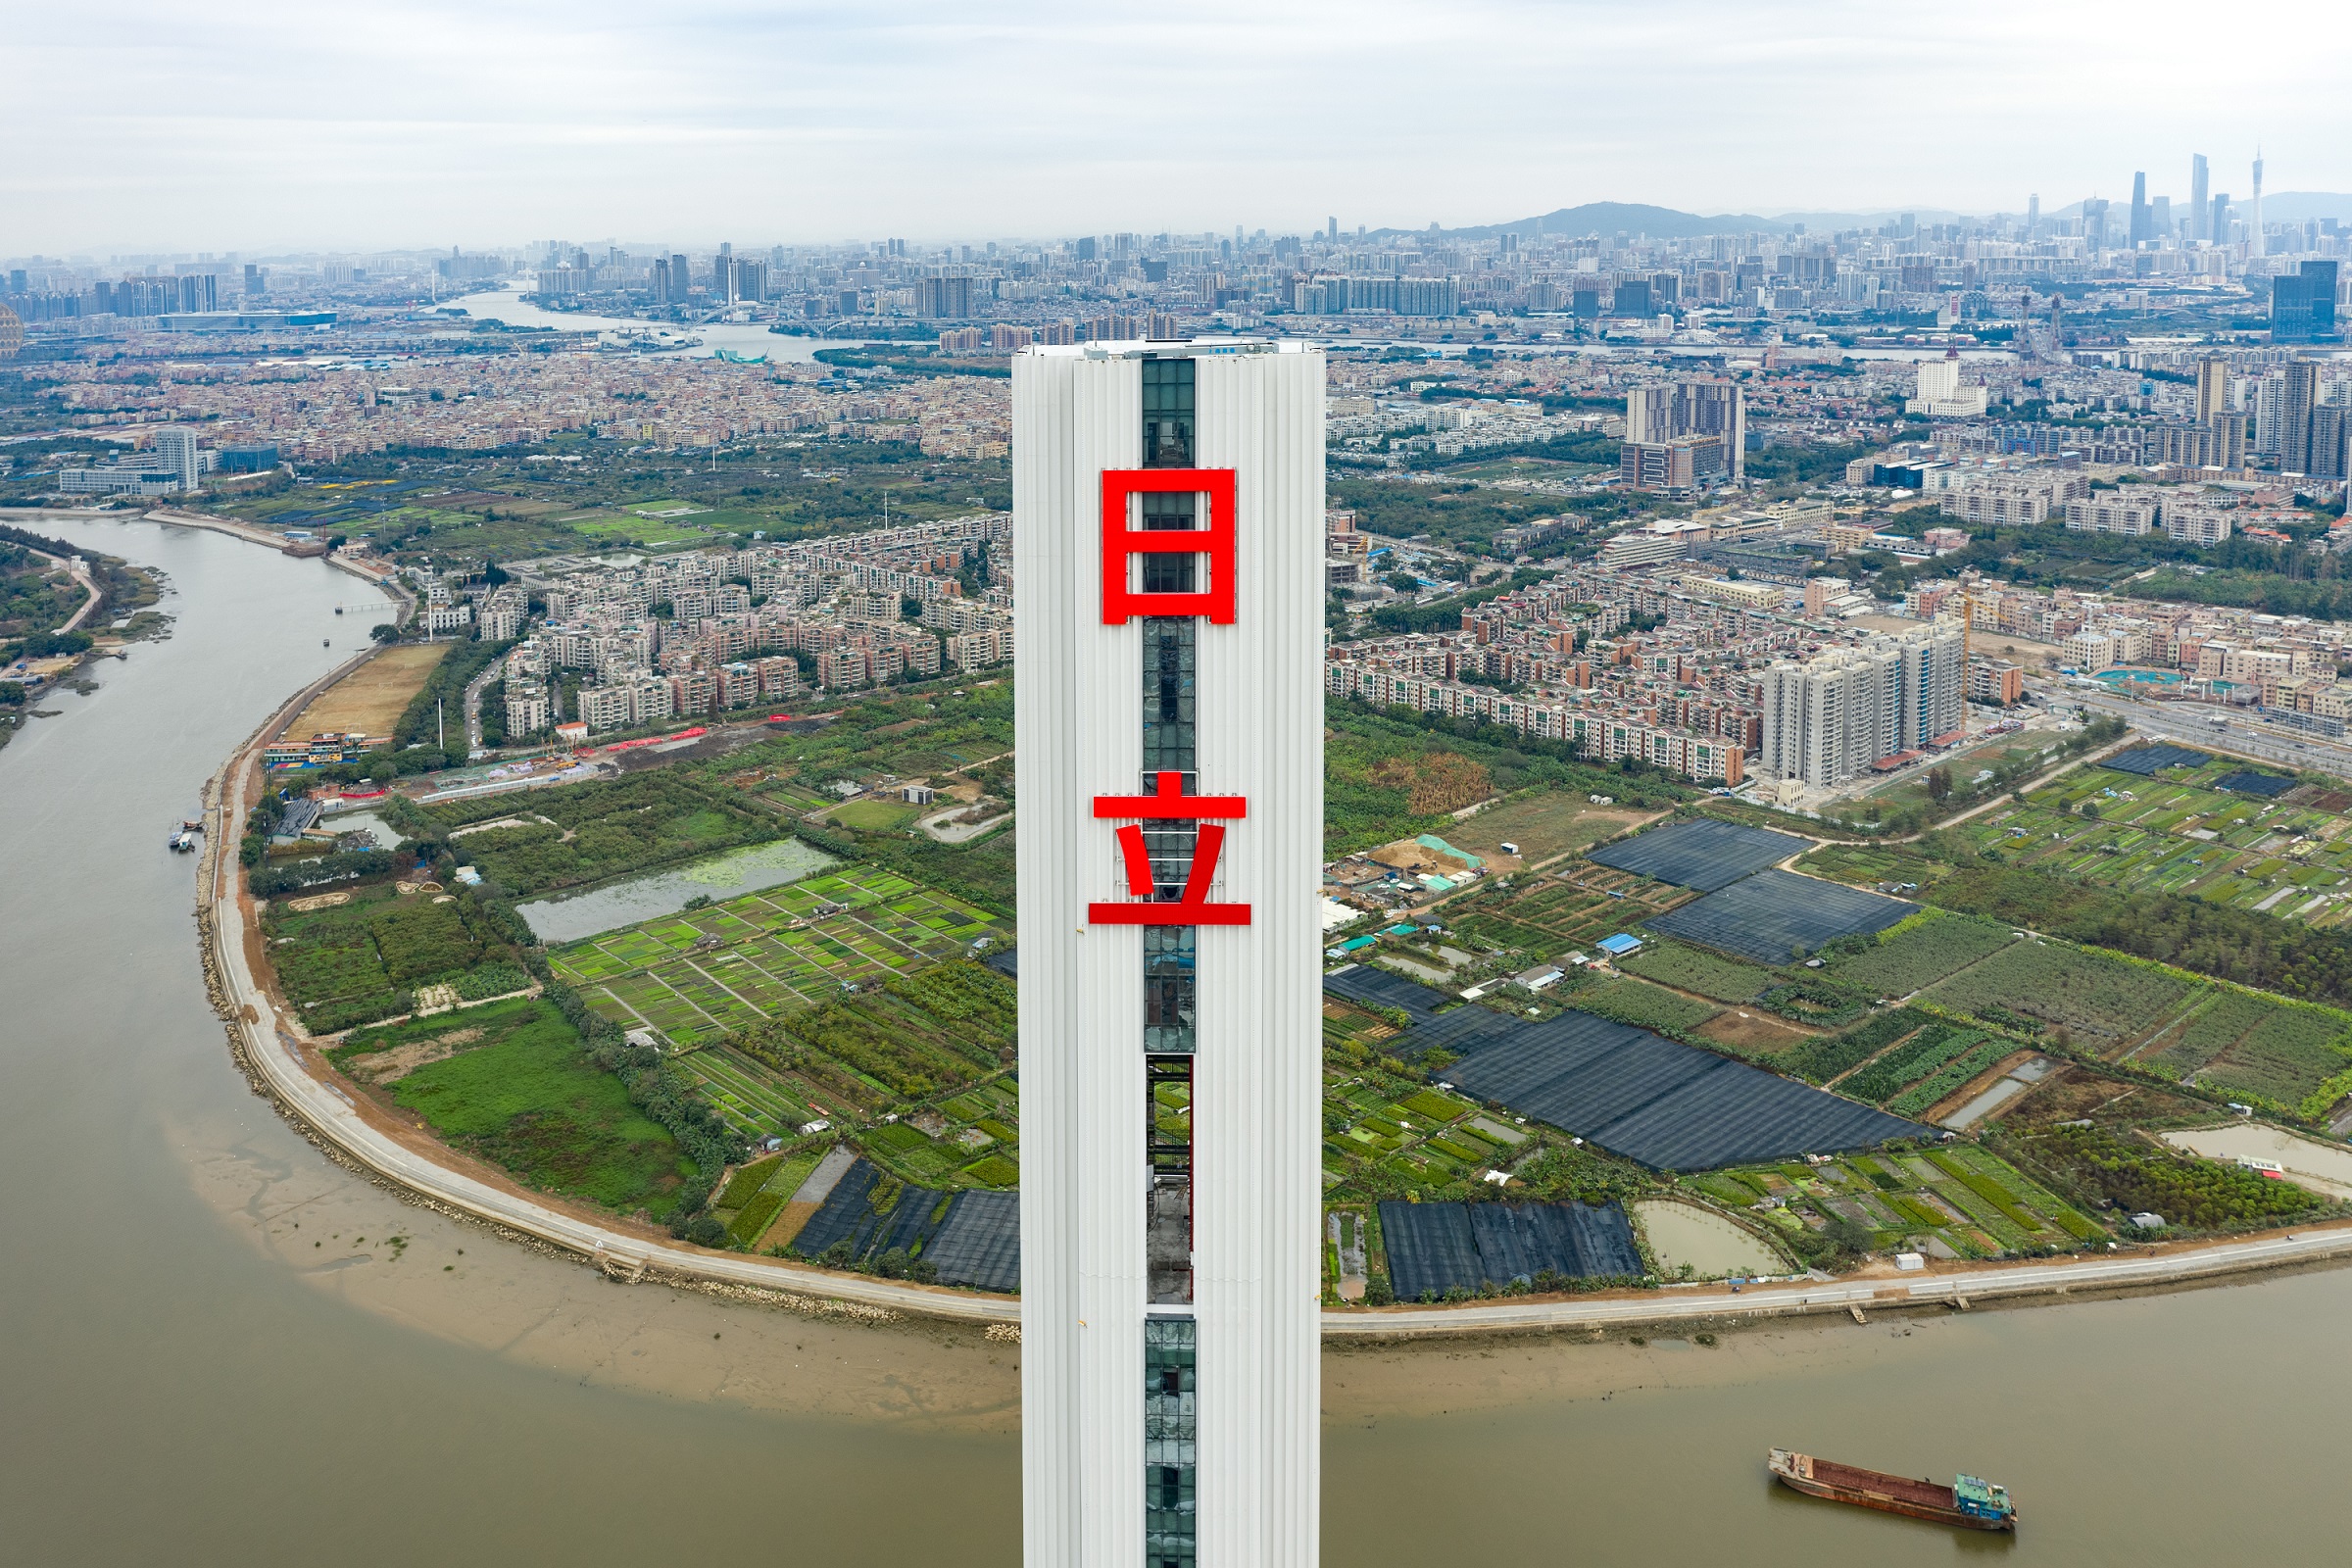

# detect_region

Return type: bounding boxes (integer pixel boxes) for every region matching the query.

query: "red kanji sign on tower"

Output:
[1099,467,1238,625]
[1086,771,1251,925]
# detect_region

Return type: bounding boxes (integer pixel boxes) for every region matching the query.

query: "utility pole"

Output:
[437,697,444,752]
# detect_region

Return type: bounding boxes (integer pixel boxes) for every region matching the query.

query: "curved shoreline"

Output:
[187,547,2352,1335]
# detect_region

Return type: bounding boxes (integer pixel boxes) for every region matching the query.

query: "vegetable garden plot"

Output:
[1434,1006,1923,1169]
[1586,817,1810,892]
[2215,771,2298,798]
[1375,1199,1641,1298]
[924,1191,1021,1292]
[1924,940,2193,1050]
[1322,964,1453,1023]
[2203,1004,2352,1103]
[2099,744,2209,776]
[1822,913,2018,997]
[1617,940,1776,1003]
[1649,869,1916,966]
[785,1158,882,1258]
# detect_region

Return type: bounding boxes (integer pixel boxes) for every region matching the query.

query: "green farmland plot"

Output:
[551,863,1009,1043]
[678,1045,819,1136]
[1923,773,2351,921]
[1682,1146,2102,1260]
[1924,939,2196,1052]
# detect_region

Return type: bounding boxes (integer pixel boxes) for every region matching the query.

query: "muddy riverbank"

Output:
[9,516,2352,1567]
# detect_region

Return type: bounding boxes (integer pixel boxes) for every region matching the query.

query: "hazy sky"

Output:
[11,0,2347,256]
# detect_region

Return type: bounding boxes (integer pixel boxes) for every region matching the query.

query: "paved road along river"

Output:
[5,516,2352,1566]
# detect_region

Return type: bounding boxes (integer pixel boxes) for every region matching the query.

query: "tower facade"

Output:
[1014,339,1324,1568]
[2250,150,2266,258]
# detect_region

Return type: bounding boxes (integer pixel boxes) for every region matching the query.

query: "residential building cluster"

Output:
[1323,557,1875,787]
[16,348,1013,464]
[453,514,1013,739]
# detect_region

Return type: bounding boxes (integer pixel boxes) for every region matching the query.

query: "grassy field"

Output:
[327,997,696,1218]
[289,643,449,737]
[830,798,921,832]
[1322,704,1685,859]
[1443,791,1651,868]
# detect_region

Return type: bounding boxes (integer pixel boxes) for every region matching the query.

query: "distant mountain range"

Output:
[2261,192,2352,222]
[1399,194,2352,240]
[1412,202,1787,240]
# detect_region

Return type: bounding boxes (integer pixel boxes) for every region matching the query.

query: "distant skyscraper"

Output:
[2249,150,2266,257]
[2281,359,2320,473]
[2026,193,2040,237]
[2190,154,2210,242]
[2212,194,2232,245]
[1761,623,1963,787]
[1623,380,1744,489]
[2195,355,2231,425]
[670,253,690,298]
[243,263,264,297]
[152,426,201,492]
[2129,172,2150,246]
[2082,198,2111,250]
[913,275,972,318]
[2255,369,2287,456]
[2272,260,2341,344]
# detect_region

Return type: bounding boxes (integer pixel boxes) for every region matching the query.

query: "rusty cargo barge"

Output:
[1769,1447,2017,1532]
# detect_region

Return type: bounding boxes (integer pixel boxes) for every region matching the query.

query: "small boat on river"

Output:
[1769,1447,2016,1531]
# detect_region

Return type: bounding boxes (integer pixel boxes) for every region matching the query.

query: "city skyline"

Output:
[9,0,2350,252]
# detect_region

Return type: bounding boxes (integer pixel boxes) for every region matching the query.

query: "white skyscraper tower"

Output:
[2250,148,2266,258]
[1013,339,1324,1568]
[152,425,202,491]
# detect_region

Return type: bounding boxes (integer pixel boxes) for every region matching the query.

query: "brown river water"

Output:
[2,517,2343,1566]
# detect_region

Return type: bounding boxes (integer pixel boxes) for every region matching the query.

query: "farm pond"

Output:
[516,838,839,942]
[1634,1198,1788,1279]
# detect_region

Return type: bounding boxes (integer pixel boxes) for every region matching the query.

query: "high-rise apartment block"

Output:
[152,426,202,491]
[2271,261,2340,344]
[1759,621,1963,788]
[2281,360,2321,475]
[2195,355,2230,425]
[915,275,974,318]
[1906,352,1989,418]
[1620,379,1742,492]
[1014,339,1323,1568]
